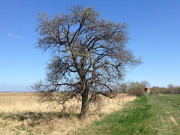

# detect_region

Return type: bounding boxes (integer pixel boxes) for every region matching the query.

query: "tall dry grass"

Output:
[0,92,136,135]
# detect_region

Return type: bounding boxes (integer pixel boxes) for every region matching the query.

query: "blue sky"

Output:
[0,0,180,91]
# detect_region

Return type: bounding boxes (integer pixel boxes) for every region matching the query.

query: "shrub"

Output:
[128,82,145,97]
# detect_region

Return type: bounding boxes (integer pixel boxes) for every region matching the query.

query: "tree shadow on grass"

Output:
[1,111,80,127]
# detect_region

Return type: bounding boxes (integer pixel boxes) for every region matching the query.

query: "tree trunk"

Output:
[80,88,89,118]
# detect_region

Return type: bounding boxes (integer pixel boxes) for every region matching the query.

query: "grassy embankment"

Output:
[76,94,180,135]
[0,93,135,135]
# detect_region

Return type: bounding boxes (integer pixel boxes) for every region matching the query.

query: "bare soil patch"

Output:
[170,116,178,126]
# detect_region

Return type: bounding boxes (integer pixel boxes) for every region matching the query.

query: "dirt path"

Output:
[159,97,180,99]
[158,99,180,128]
[170,116,178,126]
[165,109,178,126]
[147,95,180,135]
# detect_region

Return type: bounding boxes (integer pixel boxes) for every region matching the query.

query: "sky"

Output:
[0,0,180,92]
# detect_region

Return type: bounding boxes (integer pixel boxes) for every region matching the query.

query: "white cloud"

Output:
[8,33,24,39]
[8,33,13,37]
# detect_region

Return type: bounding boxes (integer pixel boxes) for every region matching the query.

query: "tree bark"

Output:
[80,87,89,118]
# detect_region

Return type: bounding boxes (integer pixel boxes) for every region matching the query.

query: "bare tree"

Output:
[141,80,151,88]
[33,5,141,118]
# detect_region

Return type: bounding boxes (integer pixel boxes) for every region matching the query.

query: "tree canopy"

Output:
[33,5,141,118]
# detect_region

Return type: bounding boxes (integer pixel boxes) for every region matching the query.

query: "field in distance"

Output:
[0,92,135,135]
[76,94,180,135]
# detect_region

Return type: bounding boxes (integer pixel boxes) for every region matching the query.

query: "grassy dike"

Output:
[75,95,180,135]
[76,95,156,135]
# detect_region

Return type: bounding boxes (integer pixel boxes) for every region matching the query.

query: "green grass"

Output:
[76,94,180,135]
[146,95,180,135]
[0,112,5,117]
[156,94,180,110]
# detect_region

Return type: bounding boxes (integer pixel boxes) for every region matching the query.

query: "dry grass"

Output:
[0,92,136,135]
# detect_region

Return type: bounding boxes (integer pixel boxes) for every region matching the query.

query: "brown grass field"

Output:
[0,92,136,135]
